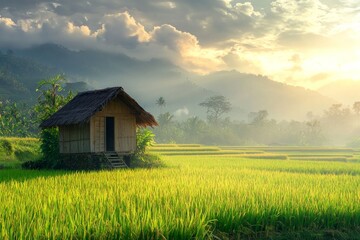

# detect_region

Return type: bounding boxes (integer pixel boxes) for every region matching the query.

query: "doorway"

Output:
[105,117,115,151]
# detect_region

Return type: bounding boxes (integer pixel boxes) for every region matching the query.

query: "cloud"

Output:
[0,0,360,88]
[97,12,150,48]
[0,16,15,27]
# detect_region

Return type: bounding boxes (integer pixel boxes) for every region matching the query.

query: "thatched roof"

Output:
[40,87,158,128]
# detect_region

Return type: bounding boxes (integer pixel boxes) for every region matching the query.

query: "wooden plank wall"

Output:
[118,116,136,152]
[90,98,137,153]
[90,116,105,152]
[59,123,90,153]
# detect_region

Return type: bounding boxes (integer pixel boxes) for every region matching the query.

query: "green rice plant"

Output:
[289,157,348,162]
[150,151,244,156]
[151,150,265,156]
[286,154,353,157]
[152,144,178,147]
[148,146,221,152]
[175,144,203,147]
[241,154,288,160]
[1,148,360,239]
[152,144,203,148]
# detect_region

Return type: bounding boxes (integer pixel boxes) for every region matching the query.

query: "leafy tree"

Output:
[301,120,324,145]
[34,75,73,167]
[248,110,269,125]
[157,112,174,126]
[154,112,183,143]
[324,104,350,119]
[181,116,206,143]
[199,95,231,123]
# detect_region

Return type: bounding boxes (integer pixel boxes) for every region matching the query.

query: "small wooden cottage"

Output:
[40,87,157,155]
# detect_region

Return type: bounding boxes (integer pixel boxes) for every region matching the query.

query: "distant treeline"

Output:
[2,92,360,147]
[153,103,360,147]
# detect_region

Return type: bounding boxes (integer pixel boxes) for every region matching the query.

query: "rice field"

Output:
[1,145,360,239]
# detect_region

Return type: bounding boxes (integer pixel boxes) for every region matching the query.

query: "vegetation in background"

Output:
[153,101,360,146]
[0,100,37,137]
[33,75,73,168]
[199,95,231,124]
[0,138,40,168]
[156,96,166,109]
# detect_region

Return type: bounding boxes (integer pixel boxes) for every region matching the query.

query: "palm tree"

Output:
[156,97,166,108]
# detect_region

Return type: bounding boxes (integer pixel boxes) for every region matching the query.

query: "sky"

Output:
[0,0,359,89]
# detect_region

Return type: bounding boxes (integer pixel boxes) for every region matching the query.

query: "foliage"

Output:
[156,96,166,108]
[136,128,155,155]
[34,75,73,167]
[248,110,269,125]
[153,102,360,146]
[131,128,163,168]
[0,69,29,96]
[0,139,13,156]
[131,153,164,168]
[34,74,74,123]
[0,100,36,137]
[39,128,60,167]
[154,112,183,143]
[199,95,231,123]
[134,128,155,159]
[1,155,360,239]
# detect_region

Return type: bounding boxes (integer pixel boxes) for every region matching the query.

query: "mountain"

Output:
[196,71,336,120]
[15,43,183,85]
[318,80,360,106]
[1,44,337,120]
[13,44,214,116]
[0,52,56,102]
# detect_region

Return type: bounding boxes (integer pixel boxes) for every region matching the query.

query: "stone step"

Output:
[104,152,128,169]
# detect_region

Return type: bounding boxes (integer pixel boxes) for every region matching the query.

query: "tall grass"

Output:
[1,155,360,239]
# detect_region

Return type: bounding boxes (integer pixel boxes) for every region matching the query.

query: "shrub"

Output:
[131,128,164,168]
[21,159,48,170]
[131,153,164,168]
[39,128,60,167]
[135,128,155,159]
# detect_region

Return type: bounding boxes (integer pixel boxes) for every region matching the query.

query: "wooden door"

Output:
[105,117,115,151]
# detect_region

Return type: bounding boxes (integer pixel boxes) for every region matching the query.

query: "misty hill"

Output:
[0,52,54,101]
[1,44,337,120]
[0,51,92,102]
[196,71,336,120]
[15,44,183,85]
[13,43,214,115]
[318,80,360,106]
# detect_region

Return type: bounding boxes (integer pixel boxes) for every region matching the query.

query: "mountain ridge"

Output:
[1,43,337,120]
